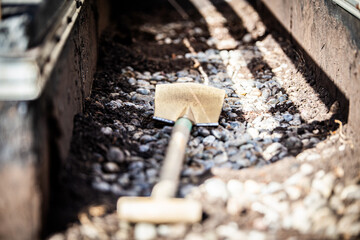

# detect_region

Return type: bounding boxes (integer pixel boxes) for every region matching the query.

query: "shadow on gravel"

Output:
[209,0,347,159]
[246,0,350,123]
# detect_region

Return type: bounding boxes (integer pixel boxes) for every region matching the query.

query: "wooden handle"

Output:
[152,118,192,198]
[117,197,202,223]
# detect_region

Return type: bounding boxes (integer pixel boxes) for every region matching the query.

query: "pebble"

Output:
[312,172,336,198]
[214,152,228,164]
[247,231,266,240]
[203,135,216,145]
[297,151,321,161]
[263,142,282,161]
[139,144,150,153]
[101,127,113,135]
[211,129,223,139]
[198,127,210,137]
[337,214,360,236]
[80,224,101,239]
[227,112,238,119]
[184,233,204,240]
[128,77,137,85]
[285,172,304,186]
[236,158,251,168]
[247,128,259,139]
[103,162,120,173]
[117,173,130,186]
[179,184,195,197]
[261,182,282,195]
[106,146,125,163]
[304,191,327,213]
[114,230,129,240]
[204,178,229,201]
[261,88,271,100]
[282,112,293,122]
[157,224,186,238]
[340,185,360,200]
[312,207,337,235]
[227,179,244,198]
[130,118,141,127]
[48,234,65,240]
[244,180,261,194]
[110,184,123,195]
[136,88,150,95]
[140,134,156,144]
[242,33,252,43]
[329,195,345,214]
[216,223,239,239]
[92,181,111,192]
[228,137,248,147]
[300,163,314,175]
[134,223,157,240]
[291,204,311,233]
[285,136,303,150]
[285,186,302,200]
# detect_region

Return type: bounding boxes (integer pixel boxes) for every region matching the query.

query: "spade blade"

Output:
[154,83,225,126]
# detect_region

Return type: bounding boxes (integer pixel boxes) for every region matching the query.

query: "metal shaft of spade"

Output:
[117,116,202,223]
[152,117,193,198]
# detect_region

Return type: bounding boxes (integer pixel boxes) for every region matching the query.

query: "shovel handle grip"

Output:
[152,118,192,198]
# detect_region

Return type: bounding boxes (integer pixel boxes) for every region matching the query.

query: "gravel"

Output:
[49,0,358,239]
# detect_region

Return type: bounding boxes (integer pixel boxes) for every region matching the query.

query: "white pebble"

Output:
[158,224,186,238]
[103,162,120,173]
[184,232,203,240]
[203,135,216,145]
[216,223,238,239]
[300,163,314,175]
[285,186,302,200]
[204,178,228,201]
[244,180,261,194]
[341,185,360,200]
[227,179,244,197]
[262,182,283,194]
[134,223,157,240]
[337,214,360,236]
[247,231,266,240]
[263,142,282,161]
[312,172,336,198]
[247,128,259,139]
[291,204,311,233]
